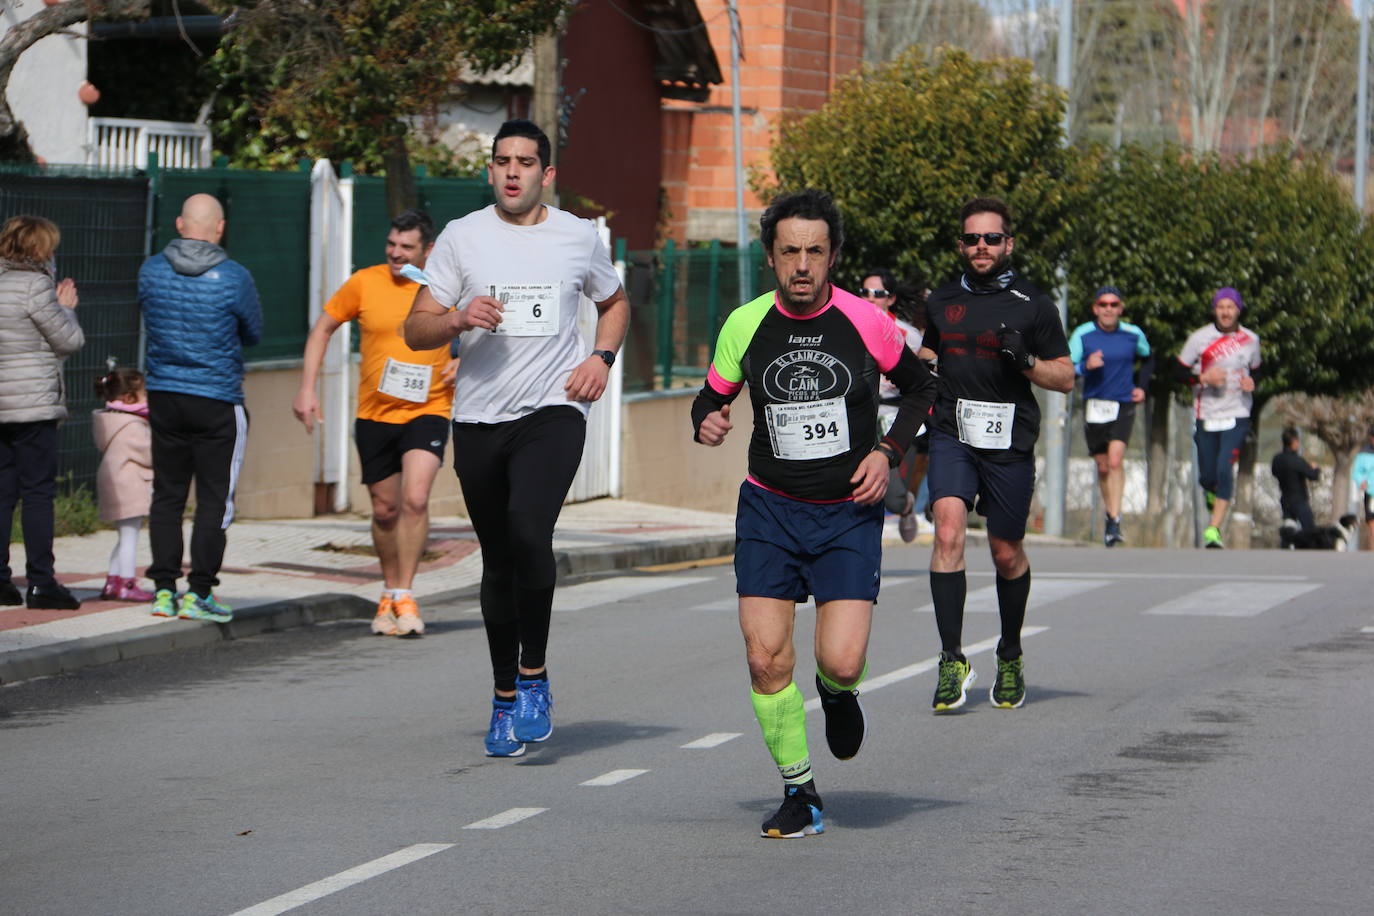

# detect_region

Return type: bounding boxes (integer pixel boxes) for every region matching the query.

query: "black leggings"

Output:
[453,406,586,692]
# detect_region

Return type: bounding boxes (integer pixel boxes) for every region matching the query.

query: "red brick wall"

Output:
[661,0,865,244]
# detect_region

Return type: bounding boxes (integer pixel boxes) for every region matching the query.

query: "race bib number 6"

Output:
[765,397,850,460]
[956,398,1015,450]
[491,283,560,336]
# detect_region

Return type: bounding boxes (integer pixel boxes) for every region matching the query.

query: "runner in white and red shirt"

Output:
[1176,287,1262,549]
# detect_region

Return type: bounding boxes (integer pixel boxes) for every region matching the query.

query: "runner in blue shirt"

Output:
[1068,286,1153,546]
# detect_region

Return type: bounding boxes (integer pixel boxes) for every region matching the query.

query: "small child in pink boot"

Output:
[92,365,154,601]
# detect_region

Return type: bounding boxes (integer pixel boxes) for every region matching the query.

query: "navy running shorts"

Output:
[734,481,883,604]
[926,430,1035,541]
[354,414,450,484]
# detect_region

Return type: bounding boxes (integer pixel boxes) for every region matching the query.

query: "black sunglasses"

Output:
[959,232,1008,246]
[859,288,892,299]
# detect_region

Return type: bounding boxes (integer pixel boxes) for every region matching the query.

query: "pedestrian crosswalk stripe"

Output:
[554,576,714,612]
[913,577,1108,613]
[681,732,741,748]
[581,769,649,786]
[1143,582,1321,617]
[463,807,547,829]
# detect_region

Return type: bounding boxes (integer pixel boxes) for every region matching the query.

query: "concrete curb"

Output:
[0,535,736,686]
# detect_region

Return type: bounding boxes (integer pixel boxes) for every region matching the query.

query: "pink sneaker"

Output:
[103,576,154,602]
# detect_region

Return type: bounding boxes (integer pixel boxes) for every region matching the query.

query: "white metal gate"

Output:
[566,217,625,503]
[307,160,354,511]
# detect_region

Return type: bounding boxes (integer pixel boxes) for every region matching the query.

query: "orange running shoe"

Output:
[371,593,398,636]
[393,594,425,638]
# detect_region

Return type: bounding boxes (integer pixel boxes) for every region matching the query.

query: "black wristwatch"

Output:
[593,349,616,368]
[876,442,901,468]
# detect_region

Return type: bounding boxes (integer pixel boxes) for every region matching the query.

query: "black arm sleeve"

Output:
[1171,359,1196,385]
[1134,352,1155,391]
[1303,460,1320,481]
[690,382,738,443]
[879,347,937,455]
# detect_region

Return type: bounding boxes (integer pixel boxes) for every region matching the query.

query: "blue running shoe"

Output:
[513,675,553,742]
[178,592,232,623]
[485,699,526,757]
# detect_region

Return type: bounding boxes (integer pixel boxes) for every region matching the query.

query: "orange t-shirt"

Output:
[323,264,454,423]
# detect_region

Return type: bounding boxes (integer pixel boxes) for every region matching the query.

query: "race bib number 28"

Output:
[956,398,1014,450]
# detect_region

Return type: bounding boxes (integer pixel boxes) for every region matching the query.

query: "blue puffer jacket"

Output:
[139,239,262,404]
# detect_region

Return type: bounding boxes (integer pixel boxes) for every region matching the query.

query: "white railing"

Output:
[566,217,625,503]
[87,117,212,169]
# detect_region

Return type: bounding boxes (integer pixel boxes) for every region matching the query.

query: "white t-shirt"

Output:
[425,205,622,423]
[1178,323,1261,421]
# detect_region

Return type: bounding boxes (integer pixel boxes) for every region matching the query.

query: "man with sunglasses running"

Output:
[917,197,1073,711]
[1068,286,1153,547]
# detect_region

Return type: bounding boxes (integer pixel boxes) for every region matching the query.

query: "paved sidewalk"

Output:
[0,498,739,684]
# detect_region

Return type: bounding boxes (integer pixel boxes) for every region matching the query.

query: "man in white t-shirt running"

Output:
[1176,287,1261,549]
[404,119,630,758]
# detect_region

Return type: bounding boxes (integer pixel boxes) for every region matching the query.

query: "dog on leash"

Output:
[1279,514,1358,550]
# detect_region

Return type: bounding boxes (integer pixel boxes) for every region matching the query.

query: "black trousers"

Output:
[453,406,586,692]
[147,391,248,597]
[0,420,59,588]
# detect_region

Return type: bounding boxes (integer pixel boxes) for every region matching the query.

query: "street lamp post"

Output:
[1358,0,1369,210]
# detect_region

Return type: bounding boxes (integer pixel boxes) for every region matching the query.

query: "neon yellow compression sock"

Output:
[750,681,811,785]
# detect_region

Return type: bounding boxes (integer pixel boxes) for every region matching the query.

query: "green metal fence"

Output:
[1,167,149,494]
[153,164,313,362]
[619,239,775,393]
[350,171,490,270]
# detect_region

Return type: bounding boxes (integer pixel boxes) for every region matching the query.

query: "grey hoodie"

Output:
[162,238,229,276]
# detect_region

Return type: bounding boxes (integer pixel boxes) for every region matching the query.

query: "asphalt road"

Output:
[3,545,1372,916]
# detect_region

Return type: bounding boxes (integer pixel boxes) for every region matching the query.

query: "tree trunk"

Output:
[1231,406,1262,550]
[0,1,151,162]
[1329,446,1357,524]
[382,132,417,217]
[1146,392,1170,544]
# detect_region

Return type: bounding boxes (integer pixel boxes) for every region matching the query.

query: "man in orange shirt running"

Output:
[293,210,456,637]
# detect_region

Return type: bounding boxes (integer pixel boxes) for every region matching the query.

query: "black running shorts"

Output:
[354,414,450,484]
[1084,401,1136,455]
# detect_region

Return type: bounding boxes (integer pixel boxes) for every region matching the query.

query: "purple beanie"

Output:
[1211,287,1244,312]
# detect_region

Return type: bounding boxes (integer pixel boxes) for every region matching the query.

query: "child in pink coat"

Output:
[92,367,154,601]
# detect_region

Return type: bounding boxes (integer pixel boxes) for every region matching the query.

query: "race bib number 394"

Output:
[956,398,1014,450]
[765,397,850,460]
[491,283,560,336]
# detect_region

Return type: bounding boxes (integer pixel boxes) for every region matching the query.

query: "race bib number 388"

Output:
[378,358,432,403]
[765,397,849,460]
[956,398,1015,450]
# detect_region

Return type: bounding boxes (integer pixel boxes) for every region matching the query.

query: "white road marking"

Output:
[581,769,649,786]
[803,626,1050,712]
[226,843,453,916]
[1361,627,1374,634]
[913,577,1107,613]
[1031,571,1311,581]
[681,732,741,748]
[554,576,713,612]
[1144,582,1322,617]
[463,807,547,830]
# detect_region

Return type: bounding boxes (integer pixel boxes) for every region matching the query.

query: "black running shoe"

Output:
[990,655,1026,709]
[1104,515,1124,548]
[816,674,866,760]
[932,652,975,712]
[760,780,824,839]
